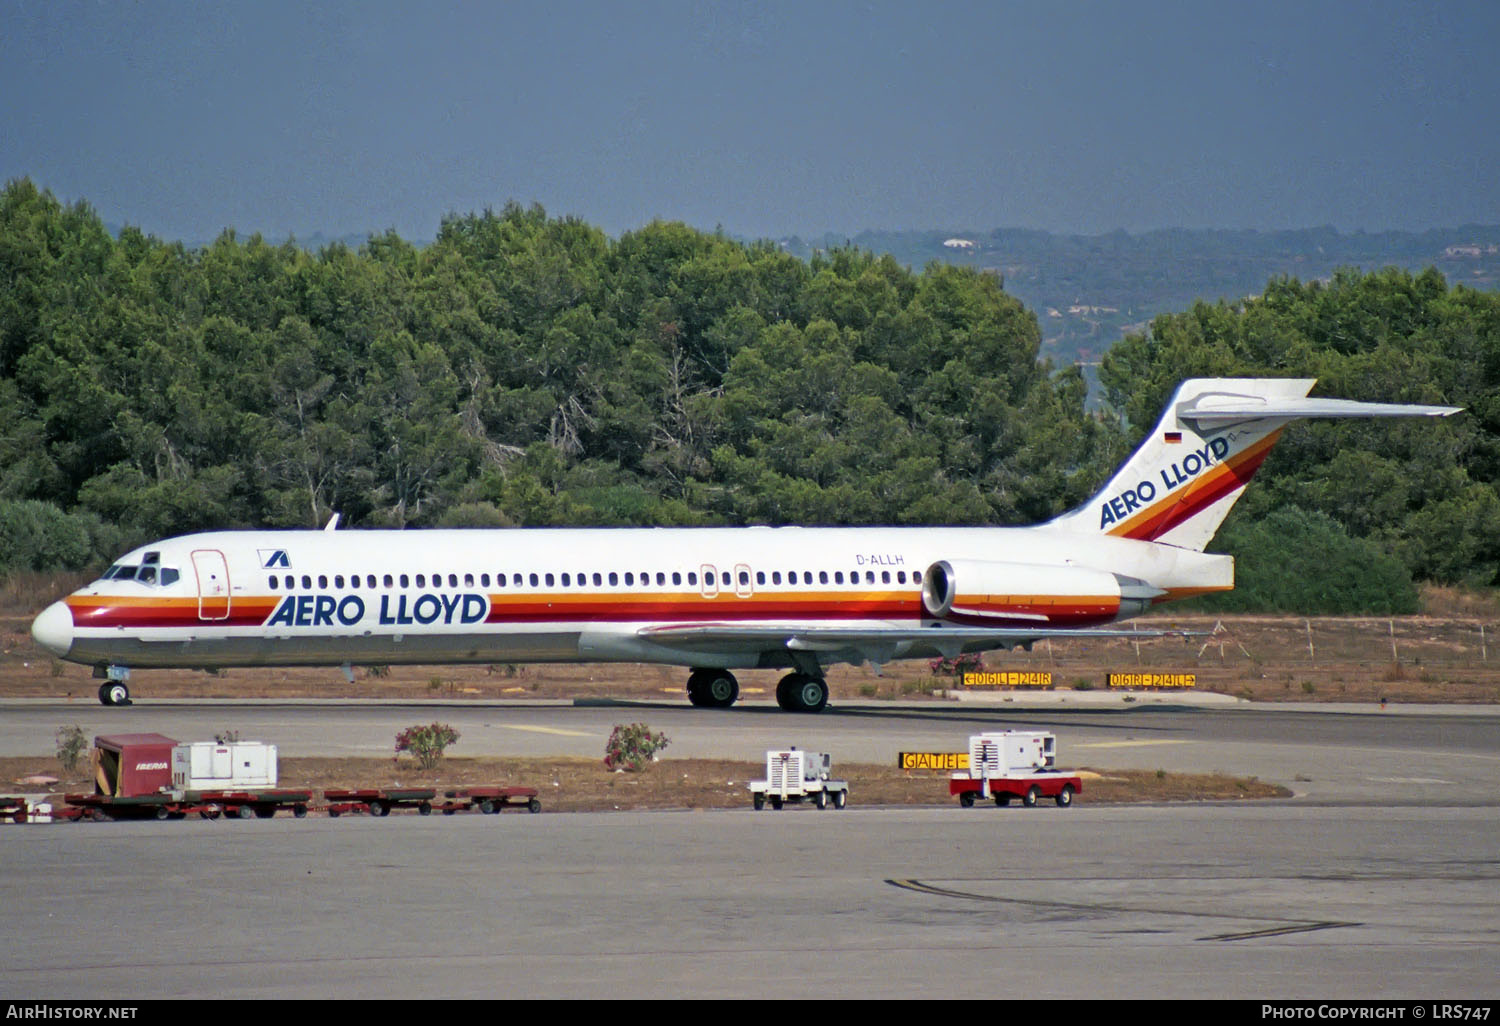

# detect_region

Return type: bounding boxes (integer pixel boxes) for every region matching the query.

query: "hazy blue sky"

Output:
[4,0,1497,243]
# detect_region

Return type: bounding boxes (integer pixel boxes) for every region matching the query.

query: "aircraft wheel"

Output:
[776,673,828,712]
[795,676,828,713]
[98,682,130,707]
[703,672,738,708]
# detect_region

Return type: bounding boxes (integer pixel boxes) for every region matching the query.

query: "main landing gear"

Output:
[684,668,830,712]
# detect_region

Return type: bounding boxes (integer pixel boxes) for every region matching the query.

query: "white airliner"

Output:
[31,378,1459,709]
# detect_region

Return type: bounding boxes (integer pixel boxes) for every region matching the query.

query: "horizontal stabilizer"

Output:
[1177,393,1461,427]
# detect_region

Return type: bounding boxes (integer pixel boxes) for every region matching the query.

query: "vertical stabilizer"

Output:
[1050,378,1459,551]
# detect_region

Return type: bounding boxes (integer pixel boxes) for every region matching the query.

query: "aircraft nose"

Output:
[31,601,74,658]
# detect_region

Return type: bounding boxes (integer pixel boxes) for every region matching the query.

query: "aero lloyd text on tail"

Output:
[1051,378,1456,551]
[32,379,1461,710]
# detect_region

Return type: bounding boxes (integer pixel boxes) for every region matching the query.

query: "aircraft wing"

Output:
[635,622,1190,664]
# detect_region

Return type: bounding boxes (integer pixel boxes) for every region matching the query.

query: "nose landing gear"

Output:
[94,665,132,706]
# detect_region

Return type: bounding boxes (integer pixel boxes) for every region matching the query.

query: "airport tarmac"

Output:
[2,696,1498,999]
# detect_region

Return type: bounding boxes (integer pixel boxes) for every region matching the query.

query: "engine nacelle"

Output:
[920,559,1160,625]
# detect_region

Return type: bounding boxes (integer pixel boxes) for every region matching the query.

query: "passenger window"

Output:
[544,573,555,587]
[383,574,393,588]
[772,571,781,585]
[367,575,377,589]
[739,571,750,586]
[399,574,409,588]
[269,576,278,590]
[592,572,602,587]
[481,574,490,587]
[529,573,539,587]
[335,575,344,589]
[608,572,618,586]
[449,574,458,588]
[672,572,682,586]
[561,573,571,587]
[302,575,313,589]
[756,571,765,585]
[624,572,634,586]
[416,574,426,588]
[688,572,697,586]
[513,573,523,587]
[656,572,666,586]
[834,571,844,584]
[882,571,890,584]
[464,573,474,587]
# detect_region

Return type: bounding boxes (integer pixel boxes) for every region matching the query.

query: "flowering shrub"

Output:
[604,723,669,772]
[395,722,460,769]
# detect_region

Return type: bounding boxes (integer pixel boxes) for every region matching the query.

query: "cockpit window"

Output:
[95,561,180,588]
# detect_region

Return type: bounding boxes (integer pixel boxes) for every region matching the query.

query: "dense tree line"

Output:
[2,178,1496,608]
[1101,267,1500,597]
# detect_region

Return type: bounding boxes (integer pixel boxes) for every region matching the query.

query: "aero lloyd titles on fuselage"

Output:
[1099,437,1231,529]
[265,591,490,629]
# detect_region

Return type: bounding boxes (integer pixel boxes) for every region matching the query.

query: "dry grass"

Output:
[0,754,1289,813]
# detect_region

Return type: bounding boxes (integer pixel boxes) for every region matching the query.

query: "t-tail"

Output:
[1050,378,1461,552]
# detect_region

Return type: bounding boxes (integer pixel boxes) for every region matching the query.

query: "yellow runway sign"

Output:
[898,752,969,770]
[1106,673,1196,688]
[961,671,1053,688]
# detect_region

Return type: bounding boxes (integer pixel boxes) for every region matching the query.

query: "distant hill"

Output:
[774,226,1500,367]
[100,213,1500,370]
